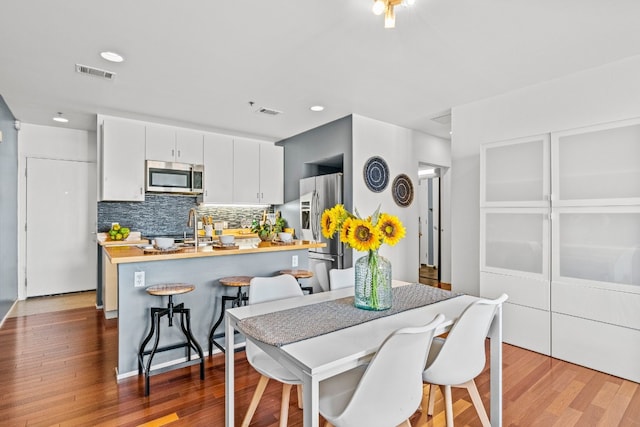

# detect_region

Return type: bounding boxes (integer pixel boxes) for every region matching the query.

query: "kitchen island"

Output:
[103,240,324,379]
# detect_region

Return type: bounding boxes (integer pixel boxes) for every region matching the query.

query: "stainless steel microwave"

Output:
[145,160,204,194]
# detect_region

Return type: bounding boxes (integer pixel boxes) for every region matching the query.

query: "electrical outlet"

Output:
[292,255,299,268]
[134,271,145,288]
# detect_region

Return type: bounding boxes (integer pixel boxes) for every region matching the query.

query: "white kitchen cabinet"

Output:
[99,116,146,201]
[259,144,284,204]
[203,133,233,203]
[232,138,283,204]
[481,134,550,207]
[551,117,640,207]
[146,124,203,164]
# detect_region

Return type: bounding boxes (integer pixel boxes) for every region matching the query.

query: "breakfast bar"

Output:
[104,240,325,378]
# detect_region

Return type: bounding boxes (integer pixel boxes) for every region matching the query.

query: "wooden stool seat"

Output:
[209,276,253,356]
[280,269,314,294]
[280,269,313,279]
[146,283,195,296]
[219,276,253,287]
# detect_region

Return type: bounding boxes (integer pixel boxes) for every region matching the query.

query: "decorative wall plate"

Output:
[392,174,414,207]
[363,156,389,193]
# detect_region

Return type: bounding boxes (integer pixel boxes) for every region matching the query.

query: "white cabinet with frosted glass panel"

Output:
[550,118,640,381]
[551,118,640,207]
[481,134,550,207]
[479,134,551,354]
[480,208,551,354]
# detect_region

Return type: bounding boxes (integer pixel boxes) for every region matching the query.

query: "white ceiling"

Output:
[2,1,640,141]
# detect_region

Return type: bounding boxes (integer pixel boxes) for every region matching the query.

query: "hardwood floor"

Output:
[1,298,640,426]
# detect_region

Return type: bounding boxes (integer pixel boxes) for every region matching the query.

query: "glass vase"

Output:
[354,250,392,310]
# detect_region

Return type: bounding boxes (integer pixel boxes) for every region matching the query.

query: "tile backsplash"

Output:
[97,194,270,236]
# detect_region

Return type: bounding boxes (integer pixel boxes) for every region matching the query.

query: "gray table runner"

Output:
[237,284,461,347]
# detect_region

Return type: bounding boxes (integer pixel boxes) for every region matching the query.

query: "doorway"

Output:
[26,158,97,297]
[418,164,444,286]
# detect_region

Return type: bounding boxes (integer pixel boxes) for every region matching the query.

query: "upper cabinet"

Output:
[98,116,146,201]
[551,118,640,207]
[480,134,550,207]
[232,138,283,205]
[259,144,284,204]
[202,133,234,204]
[146,124,203,165]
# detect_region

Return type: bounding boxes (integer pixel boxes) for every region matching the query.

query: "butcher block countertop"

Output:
[104,240,326,264]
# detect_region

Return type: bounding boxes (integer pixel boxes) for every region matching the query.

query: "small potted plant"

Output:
[251,213,287,241]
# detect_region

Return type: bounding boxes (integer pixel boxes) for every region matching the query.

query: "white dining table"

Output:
[225,286,503,427]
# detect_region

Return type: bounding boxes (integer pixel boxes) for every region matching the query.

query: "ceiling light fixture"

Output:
[372,0,415,28]
[310,105,325,112]
[100,51,124,63]
[52,112,69,123]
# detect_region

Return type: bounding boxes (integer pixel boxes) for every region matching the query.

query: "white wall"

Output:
[352,115,451,283]
[17,124,96,299]
[451,54,640,296]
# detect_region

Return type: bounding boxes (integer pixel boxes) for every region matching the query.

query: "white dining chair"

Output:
[329,267,354,290]
[319,313,445,427]
[241,274,305,427]
[420,293,508,427]
[315,262,330,292]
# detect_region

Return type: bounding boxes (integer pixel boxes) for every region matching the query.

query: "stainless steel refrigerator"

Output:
[300,173,344,291]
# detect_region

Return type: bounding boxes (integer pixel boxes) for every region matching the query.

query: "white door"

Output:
[26,158,97,297]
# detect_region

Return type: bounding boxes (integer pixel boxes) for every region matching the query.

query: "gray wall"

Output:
[276,115,353,235]
[0,96,18,319]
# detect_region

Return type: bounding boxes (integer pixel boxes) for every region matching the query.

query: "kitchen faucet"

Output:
[187,208,199,248]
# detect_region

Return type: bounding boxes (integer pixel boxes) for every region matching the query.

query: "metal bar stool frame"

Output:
[138,284,205,396]
[208,276,252,356]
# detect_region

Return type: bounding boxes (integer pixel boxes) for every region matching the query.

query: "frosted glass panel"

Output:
[559,212,640,286]
[557,124,640,201]
[485,140,545,202]
[485,213,544,274]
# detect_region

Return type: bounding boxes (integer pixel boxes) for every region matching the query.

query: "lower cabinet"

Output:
[552,312,640,383]
[480,271,550,355]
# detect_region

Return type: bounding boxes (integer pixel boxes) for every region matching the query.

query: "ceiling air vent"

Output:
[75,64,116,81]
[430,110,451,125]
[255,106,283,116]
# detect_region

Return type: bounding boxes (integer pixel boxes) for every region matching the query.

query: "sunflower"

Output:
[348,219,382,252]
[377,213,406,246]
[339,217,354,243]
[321,209,338,238]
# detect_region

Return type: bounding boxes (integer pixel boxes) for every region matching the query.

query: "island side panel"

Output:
[116,249,310,376]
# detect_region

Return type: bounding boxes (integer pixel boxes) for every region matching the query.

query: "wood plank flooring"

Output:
[1,296,640,426]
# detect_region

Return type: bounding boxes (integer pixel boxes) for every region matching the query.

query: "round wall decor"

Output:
[363,156,389,193]
[392,174,414,207]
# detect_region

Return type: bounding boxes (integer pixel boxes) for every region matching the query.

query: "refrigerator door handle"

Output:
[309,253,336,262]
[311,191,320,241]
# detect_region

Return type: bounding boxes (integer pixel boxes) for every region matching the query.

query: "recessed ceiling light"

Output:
[53,112,69,123]
[310,105,325,112]
[100,51,124,63]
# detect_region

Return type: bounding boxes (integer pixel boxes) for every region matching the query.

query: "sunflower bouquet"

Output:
[321,204,406,310]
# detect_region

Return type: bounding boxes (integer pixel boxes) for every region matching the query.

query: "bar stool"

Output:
[138,283,205,396]
[208,275,252,356]
[279,269,314,294]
